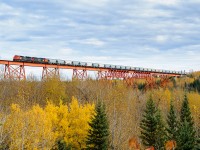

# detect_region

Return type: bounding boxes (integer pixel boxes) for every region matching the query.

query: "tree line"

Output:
[0,72,200,149]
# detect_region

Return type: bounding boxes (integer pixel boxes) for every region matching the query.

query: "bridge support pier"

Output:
[72,69,87,80]
[97,71,112,80]
[42,67,59,79]
[97,70,128,80]
[123,72,155,87]
[4,64,26,80]
[97,71,106,80]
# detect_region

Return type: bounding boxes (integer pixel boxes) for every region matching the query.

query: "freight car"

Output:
[48,59,66,65]
[80,62,87,66]
[92,63,100,67]
[104,64,111,68]
[87,62,92,67]
[72,61,80,66]
[125,66,131,70]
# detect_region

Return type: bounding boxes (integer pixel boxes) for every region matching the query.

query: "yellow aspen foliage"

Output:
[147,89,173,117]
[44,97,95,149]
[191,71,200,78]
[187,92,200,129]
[187,92,200,108]
[57,101,69,136]
[26,105,57,149]
[163,89,171,107]
[176,76,194,88]
[41,78,66,104]
[0,112,9,148]
[5,104,57,150]
[44,101,59,132]
[10,103,21,112]
[63,97,95,149]
[151,89,171,107]
[2,97,94,150]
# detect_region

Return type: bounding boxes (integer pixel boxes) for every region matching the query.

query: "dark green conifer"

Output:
[177,94,196,150]
[177,119,196,150]
[57,140,72,150]
[195,136,200,150]
[154,110,167,149]
[86,101,109,150]
[140,96,166,149]
[180,94,194,126]
[166,99,178,140]
[57,140,67,150]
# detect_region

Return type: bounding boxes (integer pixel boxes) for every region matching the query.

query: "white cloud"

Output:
[139,8,172,17]
[155,35,169,43]
[73,38,105,46]
[0,3,22,26]
[59,48,74,55]
[0,3,12,11]
[146,0,179,6]
[57,48,80,59]
[0,3,20,16]
[74,0,109,7]
[186,50,195,56]
[188,0,200,3]
[119,5,172,19]
[82,56,111,62]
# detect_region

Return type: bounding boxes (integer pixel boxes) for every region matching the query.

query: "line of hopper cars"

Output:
[13,55,185,74]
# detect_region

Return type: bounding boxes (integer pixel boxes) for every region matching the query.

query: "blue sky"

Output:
[0,0,200,77]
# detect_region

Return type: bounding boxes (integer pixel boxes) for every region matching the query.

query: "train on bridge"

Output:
[13,55,185,75]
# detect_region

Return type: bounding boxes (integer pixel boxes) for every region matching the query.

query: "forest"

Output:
[0,71,200,150]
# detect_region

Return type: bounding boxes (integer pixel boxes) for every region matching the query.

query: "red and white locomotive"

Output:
[13,55,49,63]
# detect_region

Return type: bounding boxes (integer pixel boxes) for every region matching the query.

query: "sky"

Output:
[0,0,200,78]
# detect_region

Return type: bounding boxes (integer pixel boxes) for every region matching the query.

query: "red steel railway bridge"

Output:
[0,60,185,85]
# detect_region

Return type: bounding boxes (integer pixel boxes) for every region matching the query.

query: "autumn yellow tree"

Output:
[2,97,94,150]
[62,97,94,149]
[40,77,67,105]
[5,104,57,150]
[45,97,95,149]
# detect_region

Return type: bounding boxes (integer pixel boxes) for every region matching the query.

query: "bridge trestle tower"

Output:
[4,63,26,80]
[97,70,128,80]
[72,69,88,80]
[42,66,60,79]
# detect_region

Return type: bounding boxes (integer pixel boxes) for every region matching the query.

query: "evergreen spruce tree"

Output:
[86,101,109,150]
[140,96,166,149]
[197,125,200,149]
[166,99,178,141]
[177,119,196,150]
[177,94,196,150]
[57,140,72,150]
[180,94,194,126]
[58,140,67,150]
[196,137,200,150]
[154,110,167,150]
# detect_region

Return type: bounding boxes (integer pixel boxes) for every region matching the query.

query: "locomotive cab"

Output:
[13,55,22,61]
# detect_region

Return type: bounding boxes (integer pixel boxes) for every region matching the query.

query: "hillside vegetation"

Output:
[0,72,199,149]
